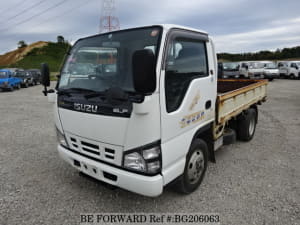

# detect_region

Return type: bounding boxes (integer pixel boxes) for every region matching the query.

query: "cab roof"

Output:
[158,24,208,35]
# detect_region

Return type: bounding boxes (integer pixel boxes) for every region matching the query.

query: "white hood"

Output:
[59,108,129,146]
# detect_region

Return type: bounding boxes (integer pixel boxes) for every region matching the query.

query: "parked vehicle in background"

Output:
[222,62,240,78]
[14,70,34,87]
[41,24,268,197]
[262,61,279,81]
[239,61,264,79]
[277,61,300,79]
[217,62,223,78]
[3,68,24,76]
[0,69,22,91]
[27,69,41,84]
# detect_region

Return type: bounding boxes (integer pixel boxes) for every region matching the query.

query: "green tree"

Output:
[18,40,27,48]
[57,35,65,43]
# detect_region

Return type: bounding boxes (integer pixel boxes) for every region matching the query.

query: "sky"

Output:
[0,0,300,54]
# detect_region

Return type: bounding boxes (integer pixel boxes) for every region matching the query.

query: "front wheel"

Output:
[175,139,208,194]
[237,108,257,141]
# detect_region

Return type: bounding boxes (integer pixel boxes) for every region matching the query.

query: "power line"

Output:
[0,0,70,32]
[27,0,92,31]
[0,0,48,24]
[0,0,30,16]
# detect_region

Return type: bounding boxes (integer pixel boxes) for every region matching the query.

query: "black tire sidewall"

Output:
[237,108,257,141]
[181,139,208,193]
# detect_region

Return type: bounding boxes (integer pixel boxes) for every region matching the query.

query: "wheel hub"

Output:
[187,150,204,184]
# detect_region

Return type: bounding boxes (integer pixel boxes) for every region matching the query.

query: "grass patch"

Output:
[9,42,70,72]
[50,72,59,81]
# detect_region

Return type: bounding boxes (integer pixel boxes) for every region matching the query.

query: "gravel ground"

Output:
[0,80,299,225]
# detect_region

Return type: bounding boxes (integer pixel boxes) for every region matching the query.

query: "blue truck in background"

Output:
[0,69,22,91]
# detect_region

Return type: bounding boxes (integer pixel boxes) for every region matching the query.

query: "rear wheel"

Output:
[175,139,208,194]
[290,74,295,79]
[237,108,257,141]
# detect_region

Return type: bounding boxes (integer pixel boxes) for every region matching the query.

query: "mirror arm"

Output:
[43,86,48,96]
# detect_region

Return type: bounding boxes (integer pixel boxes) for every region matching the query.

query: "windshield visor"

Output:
[58,26,162,93]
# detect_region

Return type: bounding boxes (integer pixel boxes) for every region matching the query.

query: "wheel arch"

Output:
[191,122,215,163]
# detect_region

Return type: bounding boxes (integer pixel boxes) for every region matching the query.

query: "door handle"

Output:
[205,100,212,109]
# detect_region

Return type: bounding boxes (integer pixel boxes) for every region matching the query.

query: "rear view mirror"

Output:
[41,63,50,96]
[132,49,156,95]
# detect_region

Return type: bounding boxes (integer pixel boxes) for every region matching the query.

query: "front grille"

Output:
[65,132,123,166]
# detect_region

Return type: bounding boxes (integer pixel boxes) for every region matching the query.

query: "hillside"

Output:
[0,41,48,66]
[0,41,71,72]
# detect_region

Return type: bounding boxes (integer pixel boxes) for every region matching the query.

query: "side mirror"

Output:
[132,49,156,95]
[41,63,50,96]
[245,65,249,70]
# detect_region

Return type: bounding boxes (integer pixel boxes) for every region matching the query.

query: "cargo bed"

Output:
[216,79,268,125]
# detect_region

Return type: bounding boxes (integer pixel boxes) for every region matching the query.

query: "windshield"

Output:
[264,62,277,69]
[223,62,239,71]
[249,62,264,69]
[15,71,27,77]
[0,71,8,78]
[59,26,162,92]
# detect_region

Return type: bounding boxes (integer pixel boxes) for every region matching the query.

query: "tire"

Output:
[290,74,295,79]
[16,83,21,89]
[237,108,257,141]
[10,86,14,91]
[25,82,29,88]
[268,78,274,81]
[175,139,208,194]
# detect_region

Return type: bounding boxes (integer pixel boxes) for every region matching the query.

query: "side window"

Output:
[165,37,208,113]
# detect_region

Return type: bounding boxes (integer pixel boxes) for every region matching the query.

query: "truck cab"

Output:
[14,70,34,87]
[41,25,267,197]
[221,62,240,78]
[0,69,22,91]
[239,61,264,79]
[277,61,300,79]
[262,61,279,81]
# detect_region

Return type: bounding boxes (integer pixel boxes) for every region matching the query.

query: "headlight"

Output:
[124,152,146,172]
[123,143,161,175]
[56,127,68,148]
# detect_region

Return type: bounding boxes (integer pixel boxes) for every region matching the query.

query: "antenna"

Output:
[99,0,120,33]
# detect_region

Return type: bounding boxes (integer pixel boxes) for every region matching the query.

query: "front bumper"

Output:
[58,145,163,197]
[264,73,279,79]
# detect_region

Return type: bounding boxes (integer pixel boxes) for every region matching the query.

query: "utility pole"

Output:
[99,0,120,33]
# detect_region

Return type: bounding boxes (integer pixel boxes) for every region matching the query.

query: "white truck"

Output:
[261,61,279,81]
[41,24,268,197]
[277,61,300,79]
[239,61,265,79]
